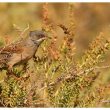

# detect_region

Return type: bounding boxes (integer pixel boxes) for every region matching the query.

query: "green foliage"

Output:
[0,77,26,107]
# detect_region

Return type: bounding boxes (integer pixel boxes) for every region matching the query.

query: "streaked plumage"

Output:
[0,30,46,70]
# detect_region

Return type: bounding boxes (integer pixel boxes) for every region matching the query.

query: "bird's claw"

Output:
[33,56,40,62]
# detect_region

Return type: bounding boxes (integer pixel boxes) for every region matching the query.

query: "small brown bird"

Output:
[0,30,47,71]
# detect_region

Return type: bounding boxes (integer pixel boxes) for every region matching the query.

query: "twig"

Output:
[20,24,30,38]
[45,65,110,88]
[78,65,110,75]
[95,65,110,69]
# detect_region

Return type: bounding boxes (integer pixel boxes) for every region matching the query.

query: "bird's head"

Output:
[29,30,47,45]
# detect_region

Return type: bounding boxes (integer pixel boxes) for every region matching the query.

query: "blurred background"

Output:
[0,3,110,54]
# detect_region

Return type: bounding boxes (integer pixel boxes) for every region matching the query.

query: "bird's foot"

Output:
[33,56,40,62]
[6,69,19,80]
[23,63,29,73]
[6,70,30,81]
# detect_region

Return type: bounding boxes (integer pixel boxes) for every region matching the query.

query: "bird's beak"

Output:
[37,37,46,42]
[42,31,52,39]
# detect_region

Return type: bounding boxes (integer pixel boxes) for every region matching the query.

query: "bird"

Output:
[0,30,47,72]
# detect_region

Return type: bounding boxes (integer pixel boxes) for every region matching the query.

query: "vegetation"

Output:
[0,3,110,107]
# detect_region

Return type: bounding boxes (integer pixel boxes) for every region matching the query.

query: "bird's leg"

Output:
[7,65,13,75]
[6,65,21,80]
[23,62,29,73]
[6,65,29,81]
[33,55,40,63]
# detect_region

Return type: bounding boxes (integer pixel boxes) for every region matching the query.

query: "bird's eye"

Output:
[40,34,45,38]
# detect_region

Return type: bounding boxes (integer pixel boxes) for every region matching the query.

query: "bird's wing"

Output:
[0,39,25,54]
[0,40,25,67]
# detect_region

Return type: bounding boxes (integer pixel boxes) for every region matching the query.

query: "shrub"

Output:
[0,3,110,107]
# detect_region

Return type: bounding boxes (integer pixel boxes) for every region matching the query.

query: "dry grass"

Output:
[0,3,110,107]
